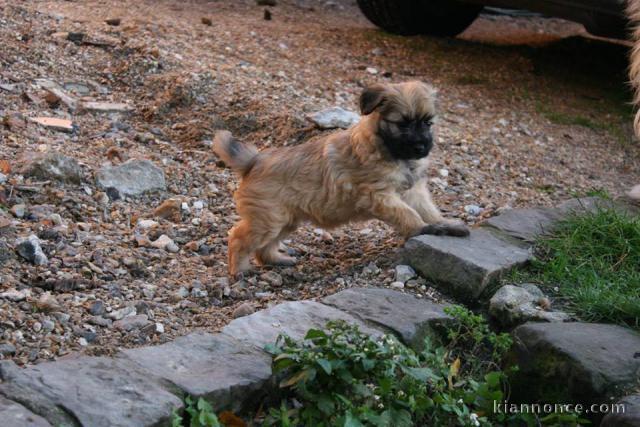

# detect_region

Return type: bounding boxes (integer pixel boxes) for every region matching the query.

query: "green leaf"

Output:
[484,371,502,388]
[316,395,335,415]
[401,366,436,382]
[317,358,332,374]
[305,329,327,340]
[343,411,365,427]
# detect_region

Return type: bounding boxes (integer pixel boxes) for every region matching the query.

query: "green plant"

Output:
[516,206,640,328]
[172,396,221,427]
[264,307,534,427]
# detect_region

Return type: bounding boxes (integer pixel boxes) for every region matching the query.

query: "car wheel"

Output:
[357,0,482,37]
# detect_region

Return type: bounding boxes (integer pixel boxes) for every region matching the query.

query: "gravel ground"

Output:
[0,0,638,365]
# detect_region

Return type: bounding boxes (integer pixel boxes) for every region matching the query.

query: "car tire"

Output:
[357,0,482,37]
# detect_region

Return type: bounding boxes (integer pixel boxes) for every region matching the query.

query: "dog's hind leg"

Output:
[228,220,256,277]
[255,224,297,267]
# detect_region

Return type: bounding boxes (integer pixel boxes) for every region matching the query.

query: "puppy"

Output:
[213,81,469,277]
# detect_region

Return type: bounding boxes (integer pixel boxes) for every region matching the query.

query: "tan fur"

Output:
[629,0,640,137]
[216,81,463,276]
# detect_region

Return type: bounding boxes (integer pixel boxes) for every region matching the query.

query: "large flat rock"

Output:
[402,229,532,301]
[0,357,182,427]
[0,396,51,427]
[121,332,272,413]
[96,159,166,196]
[484,197,638,243]
[482,207,561,242]
[222,300,382,349]
[510,322,640,404]
[601,395,640,427]
[323,287,451,350]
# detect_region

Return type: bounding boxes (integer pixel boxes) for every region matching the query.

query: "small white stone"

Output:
[78,337,88,346]
[390,281,405,290]
[155,322,165,334]
[438,168,449,178]
[137,219,159,229]
[366,67,378,75]
[193,200,205,210]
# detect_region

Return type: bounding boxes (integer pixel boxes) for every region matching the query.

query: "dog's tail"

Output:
[629,0,640,137]
[212,130,259,175]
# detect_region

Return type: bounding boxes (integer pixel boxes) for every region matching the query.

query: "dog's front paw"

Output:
[420,221,470,237]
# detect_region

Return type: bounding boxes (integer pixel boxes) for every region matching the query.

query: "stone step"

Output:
[483,197,638,243]
[0,356,182,427]
[601,395,640,427]
[323,287,451,350]
[221,300,383,350]
[0,395,51,427]
[120,332,272,413]
[509,322,640,405]
[402,228,532,301]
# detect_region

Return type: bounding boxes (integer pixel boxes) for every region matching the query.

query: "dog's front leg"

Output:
[370,193,426,238]
[403,181,469,237]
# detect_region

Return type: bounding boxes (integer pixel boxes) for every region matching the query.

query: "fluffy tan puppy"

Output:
[213,81,469,277]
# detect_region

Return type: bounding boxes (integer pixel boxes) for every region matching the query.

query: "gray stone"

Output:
[0,395,52,427]
[222,300,382,349]
[96,159,166,196]
[121,332,272,413]
[394,265,416,283]
[113,314,151,332]
[323,288,451,350]
[628,185,640,202]
[0,357,182,427]
[0,343,17,356]
[489,284,570,326]
[15,235,48,266]
[402,229,532,300]
[601,395,640,427]
[307,107,360,129]
[510,322,640,404]
[483,207,561,242]
[22,152,82,184]
[483,197,635,243]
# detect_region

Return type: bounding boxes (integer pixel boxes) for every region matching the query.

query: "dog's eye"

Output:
[423,118,433,126]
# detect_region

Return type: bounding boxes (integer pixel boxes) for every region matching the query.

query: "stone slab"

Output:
[601,395,640,427]
[222,300,382,350]
[483,207,561,242]
[96,159,166,196]
[402,228,532,301]
[0,396,51,427]
[510,322,640,404]
[323,287,451,350]
[121,332,272,413]
[0,356,182,427]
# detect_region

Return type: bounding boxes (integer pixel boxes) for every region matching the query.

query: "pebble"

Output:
[193,200,205,210]
[390,281,405,290]
[78,337,88,346]
[155,322,165,334]
[0,343,17,356]
[15,234,48,265]
[113,314,151,332]
[42,320,55,332]
[36,293,61,312]
[362,262,380,276]
[89,300,106,316]
[628,184,640,201]
[107,305,136,320]
[260,271,283,287]
[366,67,378,75]
[32,322,42,332]
[464,204,483,216]
[137,219,159,229]
[394,265,416,284]
[232,302,255,319]
[10,204,26,218]
[151,234,179,252]
[0,288,30,302]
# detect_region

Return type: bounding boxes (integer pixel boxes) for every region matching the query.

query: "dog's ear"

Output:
[359,84,387,115]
